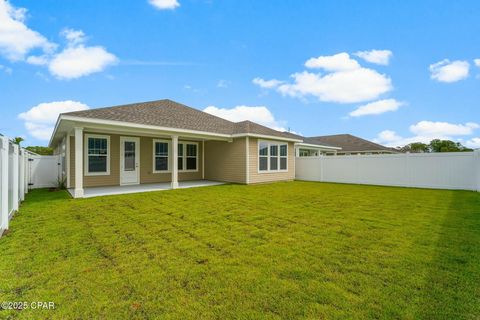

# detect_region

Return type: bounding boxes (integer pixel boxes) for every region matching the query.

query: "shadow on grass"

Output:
[21,188,71,204]
[418,190,480,319]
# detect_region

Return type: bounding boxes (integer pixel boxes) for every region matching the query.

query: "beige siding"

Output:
[204,138,246,184]
[70,132,202,187]
[248,138,295,184]
[70,133,120,187]
[140,137,202,184]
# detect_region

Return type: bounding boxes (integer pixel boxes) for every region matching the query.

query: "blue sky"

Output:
[1,0,479,148]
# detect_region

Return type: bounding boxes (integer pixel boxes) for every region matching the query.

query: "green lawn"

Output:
[1,181,479,319]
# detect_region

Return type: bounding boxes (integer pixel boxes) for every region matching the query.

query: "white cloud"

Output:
[255,53,392,104]
[354,50,392,65]
[376,130,403,143]
[47,29,117,79]
[26,54,49,65]
[0,0,55,61]
[49,46,117,79]
[0,64,12,74]
[465,138,480,149]
[305,52,360,71]
[61,28,87,46]
[277,68,392,104]
[0,3,115,79]
[475,59,480,67]
[410,121,478,136]
[18,100,89,140]
[217,79,229,88]
[374,121,480,147]
[429,59,470,83]
[252,77,284,89]
[349,99,402,117]
[149,0,180,10]
[203,105,289,132]
[23,122,54,141]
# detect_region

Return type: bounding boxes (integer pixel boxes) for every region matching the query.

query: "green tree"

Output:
[429,139,472,152]
[13,137,24,145]
[400,142,429,153]
[25,146,54,155]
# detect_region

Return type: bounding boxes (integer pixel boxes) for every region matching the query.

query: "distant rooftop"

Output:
[306,134,397,152]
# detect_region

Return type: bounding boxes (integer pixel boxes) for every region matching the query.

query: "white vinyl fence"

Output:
[1,134,62,236]
[28,154,63,189]
[296,151,480,191]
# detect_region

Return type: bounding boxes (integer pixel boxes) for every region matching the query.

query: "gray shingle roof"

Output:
[306,134,396,152]
[63,99,299,140]
[233,120,300,140]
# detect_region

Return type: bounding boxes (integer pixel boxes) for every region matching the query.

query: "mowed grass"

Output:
[1,181,479,319]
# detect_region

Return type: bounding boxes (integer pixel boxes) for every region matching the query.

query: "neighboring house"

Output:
[300,134,399,156]
[294,136,342,156]
[49,99,302,198]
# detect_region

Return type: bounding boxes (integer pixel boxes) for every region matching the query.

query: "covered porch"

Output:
[55,119,235,198]
[68,180,224,198]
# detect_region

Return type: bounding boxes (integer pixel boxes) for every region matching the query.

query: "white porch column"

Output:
[202,140,205,180]
[12,144,19,211]
[66,134,71,189]
[0,136,9,230]
[171,135,179,189]
[74,127,84,198]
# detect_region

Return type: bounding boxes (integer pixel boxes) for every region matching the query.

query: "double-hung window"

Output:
[85,134,110,175]
[259,142,268,171]
[178,143,184,171]
[152,141,198,173]
[280,144,287,169]
[185,143,197,170]
[258,141,288,172]
[153,140,169,172]
[178,142,198,171]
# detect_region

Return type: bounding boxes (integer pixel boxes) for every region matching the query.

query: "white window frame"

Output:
[179,141,199,172]
[258,140,288,173]
[152,139,171,173]
[84,134,110,176]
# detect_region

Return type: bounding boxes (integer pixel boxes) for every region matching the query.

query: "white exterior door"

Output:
[120,137,140,185]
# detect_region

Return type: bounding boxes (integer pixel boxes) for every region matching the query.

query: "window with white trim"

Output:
[258,141,288,172]
[178,142,198,171]
[85,135,110,175]
[178,143,184,171]
[153,140,169,172]
[185,143,197,170]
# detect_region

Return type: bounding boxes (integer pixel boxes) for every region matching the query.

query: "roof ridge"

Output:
[163,99,237,126]
[61,99,172,115]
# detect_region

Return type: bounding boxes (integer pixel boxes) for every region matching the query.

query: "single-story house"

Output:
[298,134,399,156]
[49,99,318,198]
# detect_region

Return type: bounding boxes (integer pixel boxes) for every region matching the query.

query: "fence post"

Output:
[320,155,324,182]
[475,149,480,192]
[24,151,29,194]
[12,143,19,212]
[0,136,9,231]
[19,149,25,201]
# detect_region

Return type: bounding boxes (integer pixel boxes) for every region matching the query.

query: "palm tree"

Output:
[13,137,24,145]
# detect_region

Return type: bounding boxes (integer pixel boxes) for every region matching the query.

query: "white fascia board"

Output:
[48,116,63,148]
[50,115,233,147]
[50,115,302,147]
[231,133,303,143]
